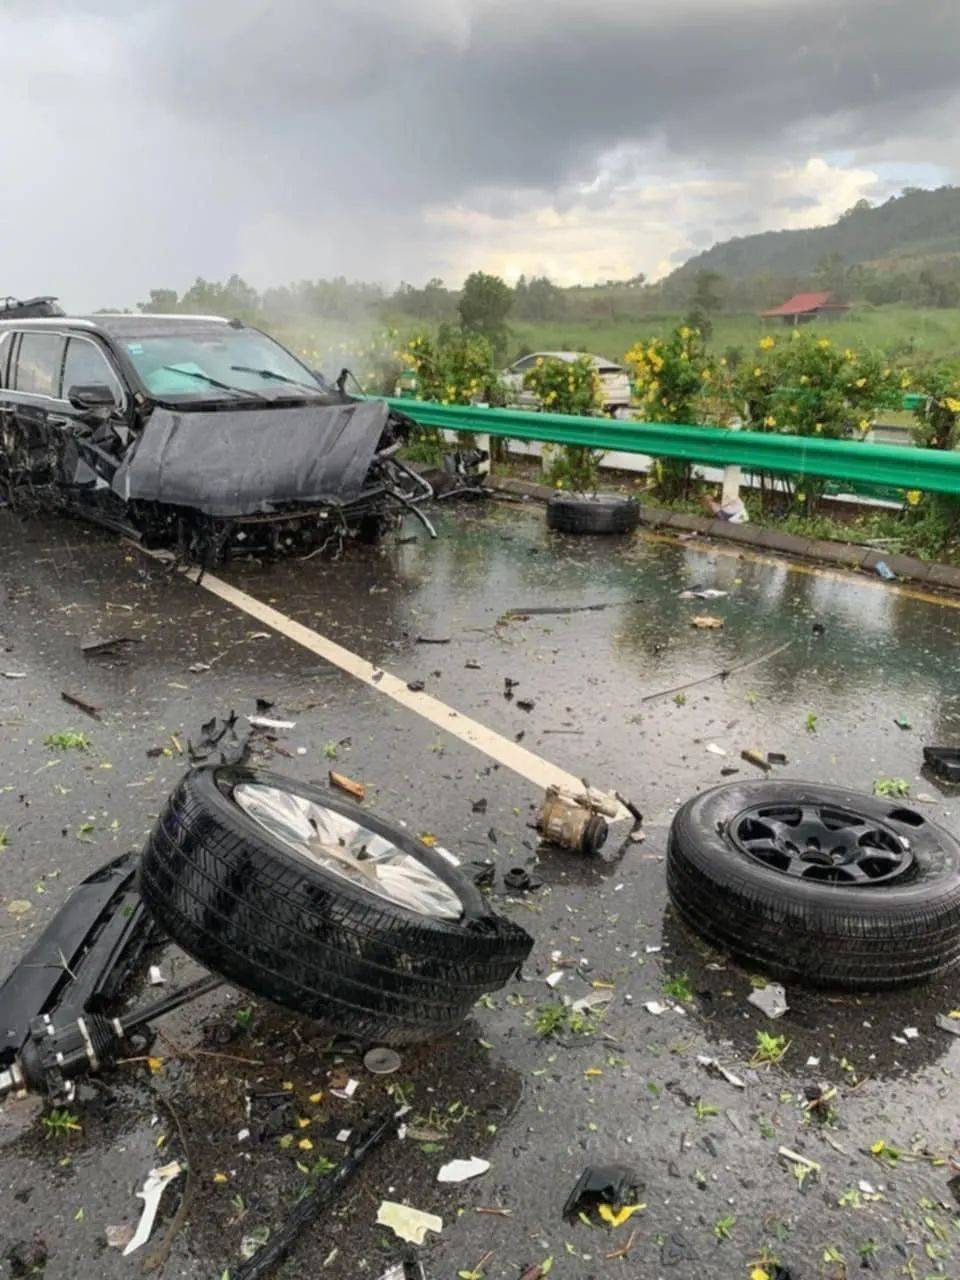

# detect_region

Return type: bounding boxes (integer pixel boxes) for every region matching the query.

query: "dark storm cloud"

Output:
[1,0,959,304]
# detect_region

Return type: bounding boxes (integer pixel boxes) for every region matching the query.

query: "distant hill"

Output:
[666,186,960,285]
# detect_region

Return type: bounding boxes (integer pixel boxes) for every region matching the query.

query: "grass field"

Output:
[269,305,960,390]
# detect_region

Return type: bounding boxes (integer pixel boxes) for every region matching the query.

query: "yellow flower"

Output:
[859,418,871,433]
[797,492,806,503]
[753,367,762,378]
[855,377,866,388]
[751,1270,771,1280]
[900,375,911,389]
[945,397,960,413]
[843,348,856,361]
[814,423,823,434]
[759,336,775,350]
[763,416,777,428]
[719,357,727,366]
[817,338,831,349]
[701,369,712,381]
[298,1138,313,1151]
[906,489,922,505]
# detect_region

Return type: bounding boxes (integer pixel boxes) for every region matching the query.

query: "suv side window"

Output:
[14,332,65,397]
[0,333,10,389]
[63,337,123,405]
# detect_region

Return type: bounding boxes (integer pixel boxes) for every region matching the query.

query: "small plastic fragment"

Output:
[691,615,724,629]
[376,1201,443,1245]
[437,1156,490,1183]
[747,983,788,1019]
[123,1161,182,1256]
[874,560,896,580]
[563,1163,640,1221]
[936,1014,960,1037]
[246,715,296,730]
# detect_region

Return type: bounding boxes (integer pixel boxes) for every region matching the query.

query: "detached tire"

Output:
[667,780,960,988]
[546,493,639,535]
[139,766,533,1044]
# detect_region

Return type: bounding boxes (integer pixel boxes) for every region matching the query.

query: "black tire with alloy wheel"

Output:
[139,766,533,1044]
[667,780,960,989]
[546,492,639,535]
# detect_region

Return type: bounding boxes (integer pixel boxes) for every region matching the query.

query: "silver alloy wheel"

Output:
[233,782,463,919]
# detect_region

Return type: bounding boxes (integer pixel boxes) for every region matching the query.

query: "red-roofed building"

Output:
[760,291,851,326]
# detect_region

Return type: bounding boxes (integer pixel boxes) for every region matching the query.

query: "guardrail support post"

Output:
[476,433,491,476]
[721,464,742,506]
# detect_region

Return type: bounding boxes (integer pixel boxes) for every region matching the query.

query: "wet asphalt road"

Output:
[1,501,960,1280]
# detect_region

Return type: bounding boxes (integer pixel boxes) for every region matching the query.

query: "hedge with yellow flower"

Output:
[522,354,605,491]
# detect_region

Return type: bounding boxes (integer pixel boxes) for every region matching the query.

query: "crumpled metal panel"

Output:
[112,399,390,516]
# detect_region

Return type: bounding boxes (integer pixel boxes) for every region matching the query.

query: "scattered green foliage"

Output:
[662,972,694,1003]
[751,1031,790,1067]
[44,731,90,751]
[873,776,910,797]
[695,1099,720,1121]
[321,741,339,760]
[673,692,687,707]
[714,1214,736,1240]
[234,1006,253,1029]
[805,713,818,733]
[42,1108,82,1140]
[533,1001,597,1039]
[0,828,8,849]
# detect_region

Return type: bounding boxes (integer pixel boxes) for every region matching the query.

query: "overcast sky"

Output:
[2,0,958,309]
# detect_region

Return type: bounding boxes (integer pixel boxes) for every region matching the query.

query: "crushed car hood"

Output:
[112,399,391,517]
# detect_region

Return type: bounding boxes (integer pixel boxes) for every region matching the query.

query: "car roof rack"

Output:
[0,295,65,319]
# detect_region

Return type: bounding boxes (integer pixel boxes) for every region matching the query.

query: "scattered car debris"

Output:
[706,743,727,756]
[376,1201,443,1245]
[740,748,771,772]
[187,712,253,765]
[936,1013,960,1036]
[536,784,613,855]
[377,1256,427,1280]
[246,715,296,730]
[874,559,897,580]
[437,1156,490,1183]
[948,1174,960,1207]
[81,634,140,657]
[923,745,960,783]
[668,780,960,987]
[563,1163,640,1222]
[364,1047,402,1075]
[60,691,102,720]
[644,1000,671,1016]
[416,635,451,645]
[679,587,728,599]
[328,770,366,801]
[123,1161,182,1256]
[696,1055,746,1088]
[690,615,724,629]
[748,983,789,1020]
[0,670,26,679]
[777,1146,820,1181]
[894,715,912,730]
[235,1109,399,1278]
[516,698,536,712]
[572,990,614,1015]
[502,867,543,892]
[406,679,426,692]
[767,751,788,765]
[105,1224,135,1250]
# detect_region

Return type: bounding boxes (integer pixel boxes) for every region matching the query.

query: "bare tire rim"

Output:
[727,802,915,886]
[233,782,464,919]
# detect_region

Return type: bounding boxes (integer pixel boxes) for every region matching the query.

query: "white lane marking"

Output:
[136,548,625,814]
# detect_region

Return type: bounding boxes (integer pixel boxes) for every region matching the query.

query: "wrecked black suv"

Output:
[0,307,429,564]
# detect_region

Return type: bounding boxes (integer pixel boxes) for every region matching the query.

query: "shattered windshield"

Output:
[122,328,324,401]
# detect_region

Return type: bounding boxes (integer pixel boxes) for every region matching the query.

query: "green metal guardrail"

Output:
[383,397,960,496]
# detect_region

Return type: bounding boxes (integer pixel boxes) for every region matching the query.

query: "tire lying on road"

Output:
[139,766,533,1044]
[546,492,639,535]
[667,780,960,988]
